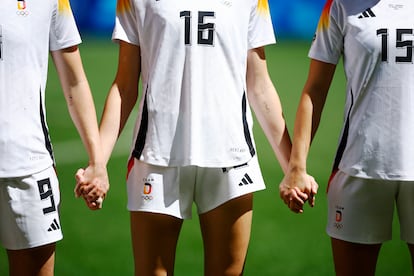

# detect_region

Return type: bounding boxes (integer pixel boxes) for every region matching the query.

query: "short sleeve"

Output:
[248,0,276,49]
[112,0,139,45]
[49,0,82,51]
[308,0,344,64]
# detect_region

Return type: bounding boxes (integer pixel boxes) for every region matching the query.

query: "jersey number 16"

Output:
[180,11,216,46]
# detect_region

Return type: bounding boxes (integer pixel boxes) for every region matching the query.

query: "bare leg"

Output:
[199,194,253,276]
[130,211,183,276]
[331,238,381,276]
[7,243,56,276]
[407,243,414,274]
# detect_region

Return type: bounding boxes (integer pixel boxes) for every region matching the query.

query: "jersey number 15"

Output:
[377,28,413,63]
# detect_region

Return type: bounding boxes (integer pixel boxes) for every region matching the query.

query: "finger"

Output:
[75,168,85,182]
[311,180,319,195]
[74,168,86,197]
[308,179,319,207]
[291,187,307,203]
[95,196,104,209]
[288,200,304,214]
[84,195,104,210]
[77,183,98,199]
[309,191,316,206]
[84,197,101,211]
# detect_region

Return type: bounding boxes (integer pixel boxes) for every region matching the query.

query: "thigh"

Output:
[0,167,62,250]
[199,193,253,276]
[327,171,396,244]
[331,238,381,276]
[396,181,414,243]
[130,211,183,276]
[7,243,55,276]
[408,243,414,274]
[195,155,265,214]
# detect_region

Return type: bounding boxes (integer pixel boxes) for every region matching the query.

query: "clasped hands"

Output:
[279,171,318,213]
[74,165,109,210]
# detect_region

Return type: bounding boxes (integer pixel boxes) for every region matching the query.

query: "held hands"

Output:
[74,165,109,210]
[279,170,318,213]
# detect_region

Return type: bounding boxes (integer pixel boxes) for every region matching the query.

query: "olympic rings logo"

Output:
[16,10,30,16]
[142,195,153,201]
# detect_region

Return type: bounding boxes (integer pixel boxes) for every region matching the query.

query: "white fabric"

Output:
[310,0,414,180]
[0,0,81,177]
[0,166,62,250]
[327,171,414,244]
[113,0,276,167]
[126,155,265,219]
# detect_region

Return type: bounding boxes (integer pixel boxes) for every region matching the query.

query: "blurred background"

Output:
[70,0,326,40]
[2,0,411,275]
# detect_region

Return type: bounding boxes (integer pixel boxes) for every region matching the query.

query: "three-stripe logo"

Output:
[48,218,60,232]
[358,8,376,18]
[239,173,253,186]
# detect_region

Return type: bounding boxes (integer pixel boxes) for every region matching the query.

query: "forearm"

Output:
[65,80,105,166]
[249,81,291,173]
[100,85,124,163]
[288,93,314,174]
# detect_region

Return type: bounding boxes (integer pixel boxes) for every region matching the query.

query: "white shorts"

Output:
[0,166,62,250]
[327,170,414,244]
[126,155,266,219]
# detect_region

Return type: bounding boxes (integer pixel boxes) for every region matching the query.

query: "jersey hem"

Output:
[0,161,54,178]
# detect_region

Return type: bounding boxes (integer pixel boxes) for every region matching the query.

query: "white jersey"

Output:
[0,0,81,177]
[113,0,275,167]
[310,0,414,180]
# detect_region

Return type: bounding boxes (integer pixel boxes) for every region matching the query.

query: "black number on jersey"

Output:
[0,25,3,61]
[180,11,215,46]
[377,28,413,63]
[37,178,57,215]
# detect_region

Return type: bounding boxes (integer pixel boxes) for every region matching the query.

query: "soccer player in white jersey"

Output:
[74,0,314,274]
[0,0,109,275]
[280,0,414,274]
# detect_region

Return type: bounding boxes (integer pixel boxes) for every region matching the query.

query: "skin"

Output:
[80,40,297,275]
[52,46,109,210]
[281,58,414,275]
[279,59,331,213]
[5,46,109,276]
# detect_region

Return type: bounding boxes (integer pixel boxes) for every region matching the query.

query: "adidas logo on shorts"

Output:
[47,218,60,232]
[239,173,253,186]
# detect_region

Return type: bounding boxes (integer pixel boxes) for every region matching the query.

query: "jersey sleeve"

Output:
[308,0,343,64]
[248,0,276,49]
[112,0,139,45]
[49,0,82,51]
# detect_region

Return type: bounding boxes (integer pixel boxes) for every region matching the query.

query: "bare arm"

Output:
[73,41,140,205]
[51,45,109,210]
[246,47,291,173]
[280,58,336,213]
[99,41,141,163]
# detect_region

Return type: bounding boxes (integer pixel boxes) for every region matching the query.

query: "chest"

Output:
[345,1,414,63]
[0,0,54,49]
[134,0,254,44]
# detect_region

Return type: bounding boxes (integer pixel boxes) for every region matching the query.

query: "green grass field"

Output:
[0,39,412,275]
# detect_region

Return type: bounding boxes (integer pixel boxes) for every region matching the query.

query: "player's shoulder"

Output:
[334,0,380,14]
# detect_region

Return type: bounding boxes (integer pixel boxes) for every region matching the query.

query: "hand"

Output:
[279,171,318,213]
[74,165,109,210]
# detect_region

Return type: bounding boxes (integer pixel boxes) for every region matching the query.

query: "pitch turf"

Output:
[0,38,411,275]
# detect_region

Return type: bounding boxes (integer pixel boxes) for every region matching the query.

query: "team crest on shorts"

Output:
[142,181,154,201]
[334,205,344,230]
[17,0,29,16]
